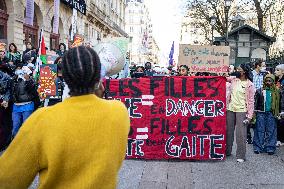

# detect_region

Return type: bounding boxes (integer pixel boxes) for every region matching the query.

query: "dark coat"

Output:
[13,78,36,103]
[0,71,13,102]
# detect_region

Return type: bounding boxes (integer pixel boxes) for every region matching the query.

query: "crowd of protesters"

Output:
[1,42,284,164]
[0,42,67,151]
[130,60,284,162]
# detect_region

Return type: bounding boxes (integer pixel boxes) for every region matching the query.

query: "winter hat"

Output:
[264,74,275,82]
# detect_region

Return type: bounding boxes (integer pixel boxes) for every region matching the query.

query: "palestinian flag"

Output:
[39,35,47,64]
[34,29,46,80]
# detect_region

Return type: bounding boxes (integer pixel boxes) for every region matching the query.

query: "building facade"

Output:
[232,0,284,54]
[0,0,127,52]
[125,0,160,66]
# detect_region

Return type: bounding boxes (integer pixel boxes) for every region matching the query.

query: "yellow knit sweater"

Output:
[0,95,130,189]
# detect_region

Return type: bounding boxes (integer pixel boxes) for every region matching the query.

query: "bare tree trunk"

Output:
[253,0,264,31]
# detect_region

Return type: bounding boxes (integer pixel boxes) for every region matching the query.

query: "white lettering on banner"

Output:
[165,135,224,159]
[25,0,34,26]
[137,127,148,133]
[136,134,148,140]
[166,99,225,117]
[127,139,144,156]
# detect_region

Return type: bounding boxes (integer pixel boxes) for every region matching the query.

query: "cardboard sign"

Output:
[179,45,230,73]
[38,64,58,99]
[105,76,226,160]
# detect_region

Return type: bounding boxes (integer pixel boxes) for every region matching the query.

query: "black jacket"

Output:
[0,71,13,102]
[279,77,284,112]
[13,78,37,103]
[254,89,265,112]
[0,57,15,76]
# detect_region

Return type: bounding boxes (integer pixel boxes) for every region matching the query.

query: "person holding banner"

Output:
[178,65,189,76]
[226,63,255,163]
[0,46,130,189]
[253,74,280,155]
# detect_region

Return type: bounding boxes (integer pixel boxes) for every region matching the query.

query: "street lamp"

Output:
[210,16,217,45]
[224,0,232,46]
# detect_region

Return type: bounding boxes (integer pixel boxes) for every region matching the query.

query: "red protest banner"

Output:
[37,64,58,100]
[105,76,226,160]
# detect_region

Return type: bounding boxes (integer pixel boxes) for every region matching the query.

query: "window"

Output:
[50,33,59,51]
[50,17,61,50]
[0,0,8,41]
[23,7,39,47]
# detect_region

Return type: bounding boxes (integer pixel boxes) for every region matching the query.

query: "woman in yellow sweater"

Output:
[0,46,130,189]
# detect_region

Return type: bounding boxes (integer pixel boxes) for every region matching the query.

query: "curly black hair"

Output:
[62,46,101,96]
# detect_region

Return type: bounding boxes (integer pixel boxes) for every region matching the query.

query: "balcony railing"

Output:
[89,2,128,38]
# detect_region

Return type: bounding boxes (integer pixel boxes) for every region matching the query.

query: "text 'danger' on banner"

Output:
[178,45,230,74]
[105,76,227,161]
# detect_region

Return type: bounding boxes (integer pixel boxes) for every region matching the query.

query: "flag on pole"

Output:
[168,41,174,66]
[40,36,47,64]
[34,29,46,80]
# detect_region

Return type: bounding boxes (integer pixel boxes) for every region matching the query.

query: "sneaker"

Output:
[237,159,245,163]
[276,141,282,147]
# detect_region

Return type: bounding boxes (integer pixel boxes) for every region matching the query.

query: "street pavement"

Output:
[117,144,284,189]
[0,142,282,189]
[26,144,284,189]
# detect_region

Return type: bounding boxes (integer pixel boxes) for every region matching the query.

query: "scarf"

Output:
[263,76,280,117]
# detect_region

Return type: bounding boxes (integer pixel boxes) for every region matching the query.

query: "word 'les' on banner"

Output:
[179,45,230,74]
[105,76,226,161]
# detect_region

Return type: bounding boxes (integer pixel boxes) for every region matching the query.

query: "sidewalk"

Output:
[117,145,284,189]
[1,143,282,189]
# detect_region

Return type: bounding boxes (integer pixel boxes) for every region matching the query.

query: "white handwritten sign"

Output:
[178,45,230,73]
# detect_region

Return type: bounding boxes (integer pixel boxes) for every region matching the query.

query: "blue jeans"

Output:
[12,110,33,137]
[253,112,277,153]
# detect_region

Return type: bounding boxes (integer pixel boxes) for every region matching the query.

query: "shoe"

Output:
[254,151,260,154]
[276,141,282,147]
[237,159,245,163]
[268,152,275,155]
